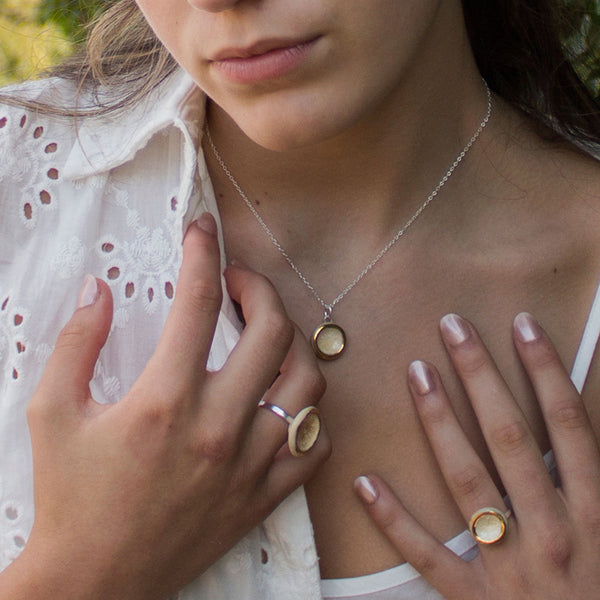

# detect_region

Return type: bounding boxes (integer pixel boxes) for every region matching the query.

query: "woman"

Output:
[0,0,599,598]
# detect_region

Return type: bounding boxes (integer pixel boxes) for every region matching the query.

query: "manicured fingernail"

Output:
[354,476,378,505]
[77,275,98,308]
[408,360,436,395]
[440,313,471,346]
[197,212,217,236]
[514,312,542,343]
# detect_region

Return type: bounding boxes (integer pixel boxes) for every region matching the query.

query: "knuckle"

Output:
[548,401,589,431]
[182,278,222,314]
[447,465,487,500]
[308,428,332,464]
[539,526,573,571]
[135,398,179,439]
[490,419,531,454]
[194,429,236,466]
[527,340,560,370]
[377,505,399,534]
[54,320,88,354]
[454,346,488,377]
[407,548,437,576]
[418,396,448,425]
[301,367,327,401]
[262,312,294,352]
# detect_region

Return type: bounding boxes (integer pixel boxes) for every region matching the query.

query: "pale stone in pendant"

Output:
[312,323,346,360]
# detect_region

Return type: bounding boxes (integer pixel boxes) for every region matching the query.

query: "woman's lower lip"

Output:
[211,39,318,84]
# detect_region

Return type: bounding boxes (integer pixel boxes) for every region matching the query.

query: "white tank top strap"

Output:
[571,278,600,393]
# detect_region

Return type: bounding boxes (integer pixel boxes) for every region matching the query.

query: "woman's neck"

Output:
[202,15,491,261]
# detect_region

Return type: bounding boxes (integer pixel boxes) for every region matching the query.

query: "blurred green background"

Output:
[2,0,600,95]
[0,0,104,85]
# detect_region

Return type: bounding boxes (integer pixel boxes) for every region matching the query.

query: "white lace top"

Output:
[1,70,599,600]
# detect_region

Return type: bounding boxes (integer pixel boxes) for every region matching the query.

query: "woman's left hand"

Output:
[355,312,600,599]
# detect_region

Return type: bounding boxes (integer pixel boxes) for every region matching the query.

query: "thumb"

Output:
[36,276,113,412]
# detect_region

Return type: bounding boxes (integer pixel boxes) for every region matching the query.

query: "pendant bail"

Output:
[323,305,333,323]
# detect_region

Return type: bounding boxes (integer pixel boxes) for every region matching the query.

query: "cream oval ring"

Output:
[469,507,513,545]
[257,400,322,457]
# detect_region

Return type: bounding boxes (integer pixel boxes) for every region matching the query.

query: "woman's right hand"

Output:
[3,213,330,600]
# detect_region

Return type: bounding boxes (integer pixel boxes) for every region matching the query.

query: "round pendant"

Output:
[312,322,346,360]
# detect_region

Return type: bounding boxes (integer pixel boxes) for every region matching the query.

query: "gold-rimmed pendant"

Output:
[312,322,346,360]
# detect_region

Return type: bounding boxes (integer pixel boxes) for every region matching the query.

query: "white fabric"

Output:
[0,71,599,600]
[570,280,600,393]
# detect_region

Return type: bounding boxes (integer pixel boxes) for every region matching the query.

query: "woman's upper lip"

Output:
[210,36,320,62]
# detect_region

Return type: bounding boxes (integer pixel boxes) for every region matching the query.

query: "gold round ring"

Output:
[258,401,322,457]
[469,507,511,545]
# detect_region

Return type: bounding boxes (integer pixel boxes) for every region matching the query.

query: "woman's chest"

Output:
[280,252,600,579]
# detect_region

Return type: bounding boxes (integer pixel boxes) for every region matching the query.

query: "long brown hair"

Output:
[3,0,600,142]
[462,0,600,142]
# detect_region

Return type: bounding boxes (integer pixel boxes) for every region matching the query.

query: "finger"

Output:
[34,276,113,413]
[244,323,326,464]
[262,426,331,511]
[408,360,507,524]
[207,265,294,424]
[149,214,222,387]
[439,314,560,525]
[513,312,600,505]
[354,474,475,599]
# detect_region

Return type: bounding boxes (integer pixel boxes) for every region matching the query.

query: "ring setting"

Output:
[258,400,322,456]
[469,507,512,544]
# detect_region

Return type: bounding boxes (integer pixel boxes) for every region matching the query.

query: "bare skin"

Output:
[208,95,600,578]
[193,2,600,578]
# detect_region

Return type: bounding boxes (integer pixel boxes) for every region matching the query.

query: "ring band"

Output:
[258,400,322,457]
[469,507,512,544]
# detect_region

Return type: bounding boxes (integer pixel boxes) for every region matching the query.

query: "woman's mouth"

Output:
[209,36,321,84]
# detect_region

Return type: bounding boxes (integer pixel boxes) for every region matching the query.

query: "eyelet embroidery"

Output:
[0,294,29,401]
[0,482,27,571]
[0,112,60,229]
[95,187,181,320]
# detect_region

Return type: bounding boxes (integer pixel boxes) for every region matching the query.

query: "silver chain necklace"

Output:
[207,83,492,360]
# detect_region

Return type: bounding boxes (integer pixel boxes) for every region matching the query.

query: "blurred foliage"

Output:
[37,0,107,42]
[0,0,71,85]
[0,0,109,85]
[563,0,600,95]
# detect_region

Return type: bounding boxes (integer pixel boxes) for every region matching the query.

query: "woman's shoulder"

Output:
[496,104,600,244]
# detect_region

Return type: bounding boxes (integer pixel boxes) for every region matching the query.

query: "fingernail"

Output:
[440,313,471,346]
[514,312,542,343]
[354,475,378,505]
[77,275,98,308]
[408,360,436,395]
[197,212,217,236]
